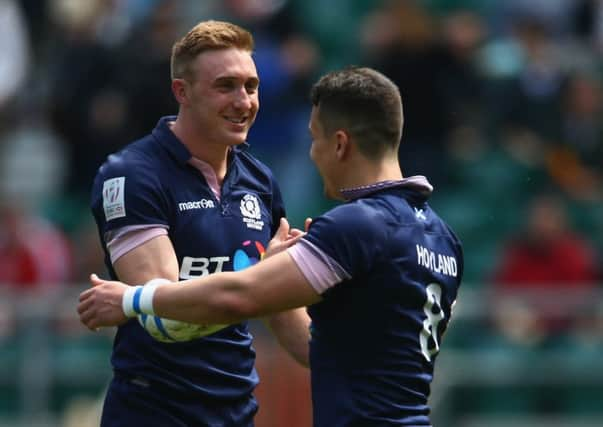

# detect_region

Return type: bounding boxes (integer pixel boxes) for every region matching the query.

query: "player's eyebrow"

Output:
[214,76,260,87]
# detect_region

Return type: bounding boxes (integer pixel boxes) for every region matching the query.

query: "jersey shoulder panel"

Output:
[96,136,164,177]
[318,200,390,239]
[304,200,390,277]
[91,136,170,233]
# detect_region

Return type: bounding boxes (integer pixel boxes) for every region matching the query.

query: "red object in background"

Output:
[0,243,38,285]
[253,330,312,427]
[490,194,600,338]
[0,210,73,289]
[493,234,598,288]
[492,194,599,288]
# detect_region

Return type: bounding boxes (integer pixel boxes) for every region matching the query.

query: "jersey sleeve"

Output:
[303,202,388,281]
[90,154,170,238]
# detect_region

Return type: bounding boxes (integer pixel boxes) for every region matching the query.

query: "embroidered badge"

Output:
[240,194,264,231]
[103,177,126,221]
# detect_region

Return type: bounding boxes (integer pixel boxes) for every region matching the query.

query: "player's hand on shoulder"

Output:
[78,274,129,330]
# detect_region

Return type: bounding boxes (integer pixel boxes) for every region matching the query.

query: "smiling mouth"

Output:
[225,116,247,125]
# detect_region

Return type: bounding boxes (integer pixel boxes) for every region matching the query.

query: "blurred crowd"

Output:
[0,0,602,340]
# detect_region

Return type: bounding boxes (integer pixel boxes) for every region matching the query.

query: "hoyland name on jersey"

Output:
[416,244,458,277]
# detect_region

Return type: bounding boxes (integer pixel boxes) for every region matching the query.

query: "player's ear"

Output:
[334,130,350,161]
[172,79,189,106]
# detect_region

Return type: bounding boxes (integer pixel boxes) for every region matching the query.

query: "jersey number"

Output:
[419,283,445,362]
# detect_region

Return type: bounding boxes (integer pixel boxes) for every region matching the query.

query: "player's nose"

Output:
[233,87,253,110]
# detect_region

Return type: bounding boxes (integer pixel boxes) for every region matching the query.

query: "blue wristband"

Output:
[121,278,171,317]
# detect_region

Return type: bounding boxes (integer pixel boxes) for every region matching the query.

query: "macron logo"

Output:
[178,199,216,211]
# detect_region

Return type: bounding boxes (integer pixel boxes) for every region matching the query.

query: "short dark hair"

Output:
[310,67,403,159]
[171,20,254,80]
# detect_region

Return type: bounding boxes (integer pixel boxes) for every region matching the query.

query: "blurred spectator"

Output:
[492,192,599,287]
[493,0,575,36]
[361,1,486,188]
[547,71,603,201]
[361,0,448,152]
[489,193,600,344]
[0,0,30,121]
[491,18,566,141]
[0,113,67,211]
[570,0,603,54]
[0,108,73,289]
[116,0,180,138]
[18,0,49,58]
[289,0,375,70]
[570,0,599,42]
[0,204,73,290]
[438,9,488,129]
[46,0,133,201]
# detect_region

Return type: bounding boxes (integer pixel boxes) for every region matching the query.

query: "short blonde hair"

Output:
[171,20,254,80]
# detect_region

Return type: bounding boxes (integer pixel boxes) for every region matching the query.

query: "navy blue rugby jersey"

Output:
[90,117,285,401]
[303,182,463,427]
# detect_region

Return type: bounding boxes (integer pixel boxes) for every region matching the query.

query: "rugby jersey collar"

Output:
[340,176,433,200]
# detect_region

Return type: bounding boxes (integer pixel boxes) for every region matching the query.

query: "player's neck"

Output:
[339,157,402,193]
[170,118,229,182]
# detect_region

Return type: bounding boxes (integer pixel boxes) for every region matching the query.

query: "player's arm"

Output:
[113,234,179,283]
[153,249,320,322]
[108,233,179,331]
[78,250,321,329]
[264,308,311,367]
[262,217,313,367]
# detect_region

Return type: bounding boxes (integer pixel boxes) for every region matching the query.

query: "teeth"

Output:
[226,117,246,124]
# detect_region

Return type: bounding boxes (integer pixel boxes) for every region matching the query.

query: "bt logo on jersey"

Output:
[179,256,229,279]
[233,240,265,271]
[179,241,266,279]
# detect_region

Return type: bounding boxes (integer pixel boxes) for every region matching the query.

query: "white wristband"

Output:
[140,278,171,315]
[122,285,142,318]
[122,278,171,317]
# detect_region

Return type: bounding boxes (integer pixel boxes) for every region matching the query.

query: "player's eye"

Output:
[245,84,258,94]
[245,80,259,94]
[216,82,235,91]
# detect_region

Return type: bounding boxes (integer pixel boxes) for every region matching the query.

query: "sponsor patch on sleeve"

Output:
[102,177,126,221]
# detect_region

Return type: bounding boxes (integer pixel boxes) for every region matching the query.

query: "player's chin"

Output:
[223,133,248,147]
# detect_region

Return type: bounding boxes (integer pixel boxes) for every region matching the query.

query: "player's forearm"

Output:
[125,251,320,326]
[152,272,260,324]
[266,309,311,367]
